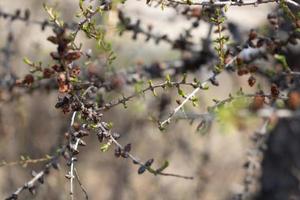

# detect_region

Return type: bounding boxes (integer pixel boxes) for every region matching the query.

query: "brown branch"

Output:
[165,0,299,7]
[74,168,89,200]
[97,122,194,180]
[5,148,64,200]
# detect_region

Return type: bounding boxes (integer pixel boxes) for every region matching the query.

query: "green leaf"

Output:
[274,54,290,71]
[134,81,144,95]
[148,80,157,96]
[191,96,199,107]
[23,57,33,66]
[100,143,111,152]
[181,73,187,83]
[89,123,98,129]
[20,155,25,161]
[79,0,84,10]
[177,88,185,97]
[43,3,64,27]
[107,122,113,129]
[165,74,172,87]
[148,80,153,87]
[69,77,80,83]
[200,82,209,90]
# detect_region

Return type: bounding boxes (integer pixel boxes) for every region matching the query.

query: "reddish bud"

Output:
[271,84,280,98]
[43,68,54,78]
[22,74,34,85]
[248,76,256,87]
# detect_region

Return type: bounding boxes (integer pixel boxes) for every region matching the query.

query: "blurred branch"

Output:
[0,8,77,31]
[5,148,63,200]
[165,0,300,7]
[0,155,53,168]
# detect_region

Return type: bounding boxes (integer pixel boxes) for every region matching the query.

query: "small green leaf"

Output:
[166,74,171,83]
[134,81,144,95]
[181,73,187,83]
[23,57,33,65]
[100,143,111,152]
[148,80,153,87]
[20,155,26,161]
[107,122,113,129]
[165,74,172,87]
[191,96,199,107]
[274,54,290,71]
[200,82,209,90]
[122,101,128,109]
[177,88,185,97]
[89,123,98,129]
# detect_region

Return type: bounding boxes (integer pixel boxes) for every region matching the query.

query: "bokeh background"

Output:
[0,1,275,199]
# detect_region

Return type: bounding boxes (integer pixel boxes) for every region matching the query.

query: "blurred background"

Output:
[0,0,275,199]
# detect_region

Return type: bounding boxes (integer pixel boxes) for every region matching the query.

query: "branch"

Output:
[98,122,194,180]
[159,55,238,128]
[69,138,80,200]
[99,80,198,110]
[74,168,89,200]
[166,0,300,7]
[5,148,64,200]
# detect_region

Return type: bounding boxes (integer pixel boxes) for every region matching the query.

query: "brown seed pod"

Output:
[22,74,34,85]
[237,68,249,76]
[271,84,280,98]
[70,66,81,78]
[249,65,258,73]
[248,76,256,87]
[51,64,64,72]
[43,68,54,78]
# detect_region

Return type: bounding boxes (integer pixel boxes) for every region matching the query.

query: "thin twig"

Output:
[166,0,300,7]
[5,148,64,200]
[0,156,52,168]
[69,111,79,200]
[99,81,197,111]
[159,55,238,128]
[74,168,89,200]
[98,123,194,180]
